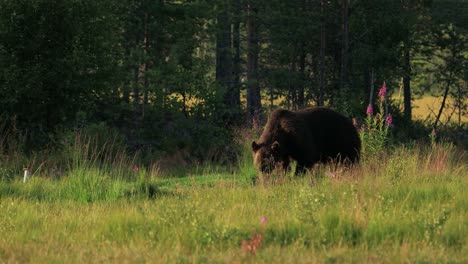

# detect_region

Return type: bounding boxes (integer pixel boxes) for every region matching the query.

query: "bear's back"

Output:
[296,107,360,161]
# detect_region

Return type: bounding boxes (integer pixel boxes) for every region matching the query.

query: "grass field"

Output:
[0,141,466,263]
[409,96,467,124]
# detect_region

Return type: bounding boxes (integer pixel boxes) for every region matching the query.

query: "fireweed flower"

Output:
[375,113,381,121]
[378,81,387,99]
[385,114,393,126]
[366,104,373,116]
[360,124,366,132]
[261,217,268,224]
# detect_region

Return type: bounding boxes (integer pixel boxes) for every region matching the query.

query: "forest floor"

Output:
[0,143,466,263]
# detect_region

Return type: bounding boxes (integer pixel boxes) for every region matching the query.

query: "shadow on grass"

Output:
[122,181,176,200]
[0,177,177,202]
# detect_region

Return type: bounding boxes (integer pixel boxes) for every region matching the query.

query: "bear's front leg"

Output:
[295,161,308,176]
[281,158,291,174]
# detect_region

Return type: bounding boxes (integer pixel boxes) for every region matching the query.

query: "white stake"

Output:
[23,168,31,183]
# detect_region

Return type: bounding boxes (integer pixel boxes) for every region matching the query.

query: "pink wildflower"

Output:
[366,104,373,116]
[352,118,358,127]
[133,165,139,172]
[385,114,393,126]
[360,124,366,132]
[378,81,387,99]
[261,217,268,224]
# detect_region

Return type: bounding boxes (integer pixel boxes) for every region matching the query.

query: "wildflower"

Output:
[360,124,366,132]
[385,114,393,126]
[261,217,268,224]
[366,104,373,116]
[431,128,437,137]
[352,118,358,127]
[375,113,381,121]
[242,233,263,255]
[378,81,387,99]
[133,165,139,172]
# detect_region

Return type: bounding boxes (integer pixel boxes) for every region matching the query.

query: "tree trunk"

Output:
[340,0,349,91]
[217,6,238,123]
[363,66,371,102]
[458,80,464,128]
[292,61,298,110]
[133,67,140,110]
[310,53,319,105]
[369,68,374,106]
[403,44,412,121]
[270,85,274,109]
[143,12,150,117]
[133,23,141,113]
[246,1,261,124]
[232,0,241,109]
[298,46,306,109]
[296,0,306,109]
[318,0,326,106]
[433,74,453,130]
[216,8,232,95]
[123,81,130,103]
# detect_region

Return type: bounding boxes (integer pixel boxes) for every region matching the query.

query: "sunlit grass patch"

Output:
[394,94,468,124]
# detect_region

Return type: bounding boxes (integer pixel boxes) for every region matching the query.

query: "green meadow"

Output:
[0,140,466,263]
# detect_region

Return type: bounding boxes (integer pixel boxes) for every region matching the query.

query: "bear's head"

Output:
[251,141,286,173]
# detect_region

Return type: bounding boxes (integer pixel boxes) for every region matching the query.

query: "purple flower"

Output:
[385,114,393,126]
[366,104,373,116]
[261,217,268,224]
[352,118,358,127]
[378,81,387,98]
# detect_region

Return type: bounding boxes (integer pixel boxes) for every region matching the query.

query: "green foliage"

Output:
[0,0,124,148]
[0,0,466,162]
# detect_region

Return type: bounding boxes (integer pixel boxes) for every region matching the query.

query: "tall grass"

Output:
[0,129,466,262]
[0,132,162,202]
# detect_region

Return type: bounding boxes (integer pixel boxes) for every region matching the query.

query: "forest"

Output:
[0,1,467,262]
[0,0,466,161]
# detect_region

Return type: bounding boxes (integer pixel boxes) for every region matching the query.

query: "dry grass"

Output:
[404,95,467,124]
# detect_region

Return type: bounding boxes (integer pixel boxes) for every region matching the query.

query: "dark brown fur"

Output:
[252,107,361,174]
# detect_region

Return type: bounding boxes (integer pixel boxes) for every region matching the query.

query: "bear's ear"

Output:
[252,141,260,152]
[271,141,280,153]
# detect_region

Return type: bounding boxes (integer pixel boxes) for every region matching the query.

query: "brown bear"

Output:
[252,107,361,175]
